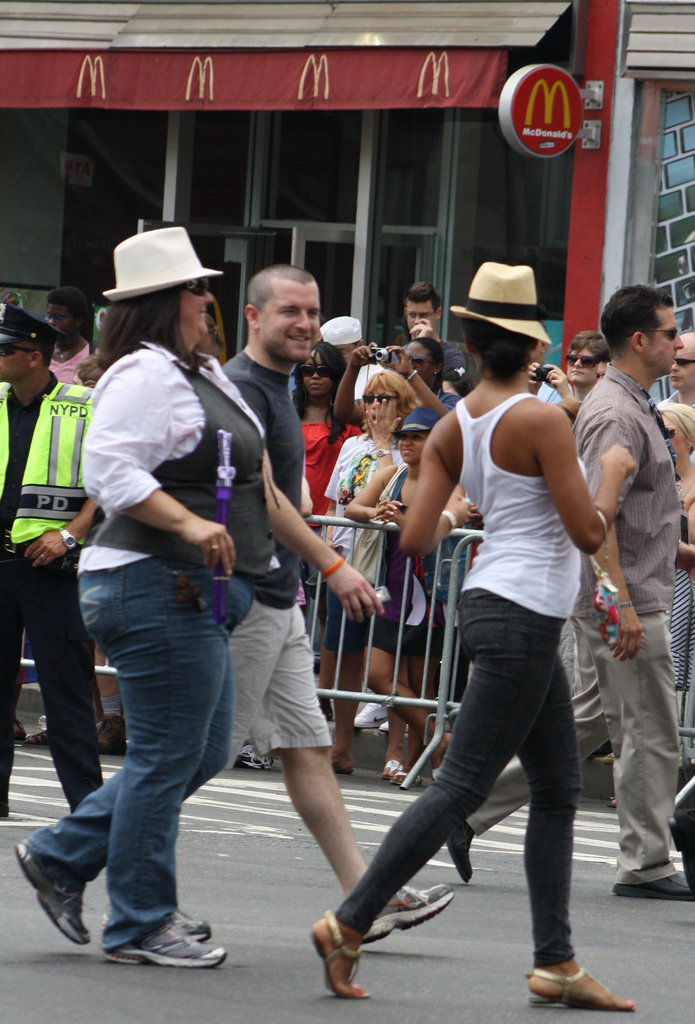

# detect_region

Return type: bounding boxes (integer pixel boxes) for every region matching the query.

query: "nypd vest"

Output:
[0,380,92,543]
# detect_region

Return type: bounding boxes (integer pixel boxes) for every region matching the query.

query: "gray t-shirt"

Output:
[223,351,303,609]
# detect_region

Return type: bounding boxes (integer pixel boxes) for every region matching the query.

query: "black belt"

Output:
[2,529,31,555]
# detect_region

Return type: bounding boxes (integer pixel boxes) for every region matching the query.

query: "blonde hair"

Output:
[363,370,418,420]
[662,402,695,447]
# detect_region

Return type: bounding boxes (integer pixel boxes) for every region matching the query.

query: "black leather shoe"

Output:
[613,872,694,900]
[15,842,90,943]
[446,822,474,883]
[669,812,695,897]
[0,801,8,818]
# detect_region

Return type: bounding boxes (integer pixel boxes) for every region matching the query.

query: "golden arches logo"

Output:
[417,51,449,98]
[186,56,214,101]
[76,55,106,99]
[298,54,329,100]
[524,79,571,128]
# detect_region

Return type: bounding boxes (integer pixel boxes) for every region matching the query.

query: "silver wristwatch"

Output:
[59,528,78,551]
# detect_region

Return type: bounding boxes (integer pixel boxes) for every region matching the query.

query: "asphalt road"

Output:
[1,747,691,1023]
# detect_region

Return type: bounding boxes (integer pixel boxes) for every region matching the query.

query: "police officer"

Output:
[0,302,102,818]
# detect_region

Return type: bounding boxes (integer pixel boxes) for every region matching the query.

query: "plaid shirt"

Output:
[573,364,680,616]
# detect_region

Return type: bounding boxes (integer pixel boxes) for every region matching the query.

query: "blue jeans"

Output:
[26,558,253,949]
[336,590,582,966]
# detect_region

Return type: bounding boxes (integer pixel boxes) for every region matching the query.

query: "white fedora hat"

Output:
[103,227,222,302]
[450,262,550,345]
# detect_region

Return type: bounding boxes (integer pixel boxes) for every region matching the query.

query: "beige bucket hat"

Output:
[103,227,222,302]
[450,262,550,345]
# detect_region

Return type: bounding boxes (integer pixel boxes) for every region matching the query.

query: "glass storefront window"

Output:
[61,109,167,305]
[264,111,361,222]
[382,109,445,227]
[190,112,250,224]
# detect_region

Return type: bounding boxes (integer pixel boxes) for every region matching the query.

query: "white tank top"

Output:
[457,393,581,618]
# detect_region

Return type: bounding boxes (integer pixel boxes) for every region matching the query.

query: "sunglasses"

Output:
[407,354,433,366]
[392,430,429,442]
[183,278,210,296]
[645,327,679,342]
[363,393,397,404]
[673,358,695,366]
[667,427,677,438]
[566,353,600,367]
[0,342,36,357]
[300,363,331,378]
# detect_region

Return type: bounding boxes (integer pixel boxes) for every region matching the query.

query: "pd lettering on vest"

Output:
[49,402,90,418]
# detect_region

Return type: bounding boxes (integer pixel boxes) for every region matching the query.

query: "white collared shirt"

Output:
[80,343,263,571]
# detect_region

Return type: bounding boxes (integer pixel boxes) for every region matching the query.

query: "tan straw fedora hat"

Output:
[103,227,222,302]
[450,262,550,345]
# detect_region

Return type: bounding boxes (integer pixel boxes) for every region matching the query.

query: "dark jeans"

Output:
[336,589,582,966]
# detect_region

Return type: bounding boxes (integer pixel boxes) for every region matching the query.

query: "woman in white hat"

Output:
[311,262,636,1010]
[16,227,275,968]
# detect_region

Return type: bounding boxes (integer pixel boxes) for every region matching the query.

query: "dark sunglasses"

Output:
[566,353,600,367]
[363,393,397,404]
[407,354,433,366]
[0,342,36,357]
[392,430,429,442]
[300,363,331,378]
[183,278,210,296]
[646,327,679,342]
[673,357,695,366]
[666,427,677,438]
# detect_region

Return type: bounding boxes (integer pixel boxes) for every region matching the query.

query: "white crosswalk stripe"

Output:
[1,750,648,872]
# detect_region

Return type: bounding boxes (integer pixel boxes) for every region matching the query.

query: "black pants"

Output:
[0,553,102,810]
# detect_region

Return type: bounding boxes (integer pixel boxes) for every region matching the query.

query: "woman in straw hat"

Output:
[15,227,276,968]
[311,262,636,1010]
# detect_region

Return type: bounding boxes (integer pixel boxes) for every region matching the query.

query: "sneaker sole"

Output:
[15,844,90,945]
[381,890,455,932]
[102,945,226,967]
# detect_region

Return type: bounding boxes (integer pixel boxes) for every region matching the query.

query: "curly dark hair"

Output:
[292,340,348,444]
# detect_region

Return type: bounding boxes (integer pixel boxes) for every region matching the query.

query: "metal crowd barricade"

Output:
[675,580,695,806]
[306,513,483,789]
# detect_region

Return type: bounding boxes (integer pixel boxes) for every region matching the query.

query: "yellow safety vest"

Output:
[0,380,93,543]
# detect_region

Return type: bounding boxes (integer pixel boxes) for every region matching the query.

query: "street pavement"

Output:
[1,746,692,1023]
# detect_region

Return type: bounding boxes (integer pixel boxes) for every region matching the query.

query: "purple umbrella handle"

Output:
[213,430,236,624]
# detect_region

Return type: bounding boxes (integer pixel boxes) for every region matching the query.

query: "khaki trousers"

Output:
[468,612,680,885]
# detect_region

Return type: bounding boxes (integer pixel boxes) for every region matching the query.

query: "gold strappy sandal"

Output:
[311,910,368,999]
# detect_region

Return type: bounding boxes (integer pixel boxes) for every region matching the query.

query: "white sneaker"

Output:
[354,702,387,728]
[378,719,389,733]
[363,884,454,943]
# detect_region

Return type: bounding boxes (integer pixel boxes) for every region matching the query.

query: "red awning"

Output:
[0,47,506,110]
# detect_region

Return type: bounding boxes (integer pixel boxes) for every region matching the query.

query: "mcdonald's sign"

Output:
[186,55,214,101]
[76,54,106,99]
[498,64,583,158]
[298,54,329,101]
